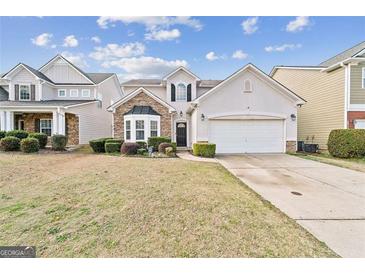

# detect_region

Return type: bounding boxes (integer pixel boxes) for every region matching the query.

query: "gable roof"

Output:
[122,79,163,86]
[2,63,54,84]
[39,55,95,84]
[270,65,324,77]
[194,63,306,105]
[162,66,201,81]
[86,73,114,84]
[0,86,9,101]
[107,87,176,112]
[319,41,365,67]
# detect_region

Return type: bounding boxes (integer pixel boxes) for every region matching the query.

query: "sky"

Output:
[0,16,365,81]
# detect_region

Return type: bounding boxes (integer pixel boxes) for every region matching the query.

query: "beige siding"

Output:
[350,63,365,104]
[273,68,345,149]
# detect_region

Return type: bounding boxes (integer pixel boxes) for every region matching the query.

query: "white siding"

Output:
[8,67,40,100]
[123,86,166,100]
[42,59,91,84]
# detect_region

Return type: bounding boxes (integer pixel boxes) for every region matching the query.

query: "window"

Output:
[70,89,78,97]
[135,120,144,140]
[82,89,90,97]
[19,85,30,100]
[40,119,52,136]
[362,68,365,89]
[176,83,187,101]
[125,120,131,140]
[243,79,252,92]
[58,89,66,97]
[150,120,158,137]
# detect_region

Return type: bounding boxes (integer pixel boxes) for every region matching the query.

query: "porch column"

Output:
[0,111,6,131]
[5,111,14,131]
[58,112,66,135]
[52,111,58,135]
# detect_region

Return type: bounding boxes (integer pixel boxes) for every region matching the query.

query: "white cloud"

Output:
[286,16,311,32]
[91,36,101,44]
[102,56,188,81]
[241,17,259,35]
[232,50,248,60]
[97,16,203,31]
[63,35,79,47]
[145,29,181,41]
[31,33,53,47]
[264,43,302,52]
[89,42,145,61]
[61,51,88,68]
[205,51,220,61]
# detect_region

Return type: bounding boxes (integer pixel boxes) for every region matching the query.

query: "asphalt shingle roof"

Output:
[86,73,114,84]
[0,100,96,107]
[319,41,365,67]
[124,105,160,116]
[0,86,9,101]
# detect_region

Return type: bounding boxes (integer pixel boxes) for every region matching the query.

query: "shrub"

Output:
[5,130,28,140]
[328,129,365,158]
[158,142,172,153]
[165,147,175,157]
[121,142,138,155]
[0,131,6,139]
[105,142,121,153]
[105,138,123,145]
[171,142,177,152]
[28,132,48,149]
[51,134,67,151]
[136,141,147,149]
[192,143,216,158]
[20,138,40,153]
[137,148,147,155]
[0,136,20,151]
[148,136,171,151]
[89,137,113,153]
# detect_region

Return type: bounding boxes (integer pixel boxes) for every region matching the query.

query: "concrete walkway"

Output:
[176,151,218,163]
[216,154,365,258]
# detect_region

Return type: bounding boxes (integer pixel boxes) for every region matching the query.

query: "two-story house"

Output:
[271,41,365,149]
[108,64,304,153]
[0,55,123,145]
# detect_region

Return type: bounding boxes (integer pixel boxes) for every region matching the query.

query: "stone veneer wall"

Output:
[22,113,52,132]
[66,113,79,145]
[114,92,172,139]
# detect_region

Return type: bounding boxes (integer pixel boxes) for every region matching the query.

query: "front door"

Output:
[176,122,187,147]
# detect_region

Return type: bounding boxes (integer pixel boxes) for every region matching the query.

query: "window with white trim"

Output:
[82,89,90,97]
[150,120,158,137]
[70,89,78,97]
[40,119,52,136]
[19,85,30,100]
[135,120,144,140]
[125,120,131,140]
[176,83,187,101]
[58,89,66,97]
[362,68,365,89]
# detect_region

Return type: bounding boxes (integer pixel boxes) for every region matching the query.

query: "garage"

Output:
[209,119,285,153]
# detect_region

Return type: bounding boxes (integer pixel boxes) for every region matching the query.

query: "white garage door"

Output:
[209,119,285,153]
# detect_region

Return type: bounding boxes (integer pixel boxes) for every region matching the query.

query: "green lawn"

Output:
[0,149,336,257]
[292,152,365,173]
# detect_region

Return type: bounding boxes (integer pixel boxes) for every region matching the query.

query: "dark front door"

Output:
[176,122,187,147]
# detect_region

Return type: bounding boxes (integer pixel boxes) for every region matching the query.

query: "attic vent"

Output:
[243,79,252,93]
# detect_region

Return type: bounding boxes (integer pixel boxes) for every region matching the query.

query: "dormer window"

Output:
[19,85,30,101]
[176,83,187,101]
[243,79,252,93]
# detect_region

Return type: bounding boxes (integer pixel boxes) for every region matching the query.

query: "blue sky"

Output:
[1,16,365,81]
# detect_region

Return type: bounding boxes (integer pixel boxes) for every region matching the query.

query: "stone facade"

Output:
[347,111,365,128]
[19,113,53,133]
[114,92,173,140]
[66,113,79,145]
[286,141,297,153]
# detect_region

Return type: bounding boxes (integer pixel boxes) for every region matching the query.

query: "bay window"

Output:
[150,120,158,137]
[125,120,131,140]
[123,115,160,142]
[135,120,145,140]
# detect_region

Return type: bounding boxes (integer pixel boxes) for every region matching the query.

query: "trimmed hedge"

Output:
[148,136,171,151]
[328,129,365,158]
[51,134,67,151]
[28,132,48,149]
[105,138,123,145]
[89,137,113,153]
[158,142,172,153]
[0,136,21,151]
[6,130,28,140]
[136,141,147,149]
[121,142,139,155]
[192,143,216,158]
[105,142,121,153]
[21,138,40,153]
[0,131,6,139]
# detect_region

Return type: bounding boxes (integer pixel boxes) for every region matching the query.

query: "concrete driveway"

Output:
[216,154,365,258]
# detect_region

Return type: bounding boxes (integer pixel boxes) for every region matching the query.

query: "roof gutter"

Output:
[321,57,365,72]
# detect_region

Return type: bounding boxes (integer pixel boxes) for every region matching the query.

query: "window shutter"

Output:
[31,85,36,100]
[171,84,176,102]
[35,119,40,133]
[15,84,19,101]
[187,84,192,102]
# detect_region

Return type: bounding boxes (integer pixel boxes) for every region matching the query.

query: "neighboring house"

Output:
[271,41,365,149]
[108,64,305,153]
[0,55,123,144]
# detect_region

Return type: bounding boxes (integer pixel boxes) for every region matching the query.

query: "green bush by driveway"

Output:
[328,129,365,158]
[193,143,216,158]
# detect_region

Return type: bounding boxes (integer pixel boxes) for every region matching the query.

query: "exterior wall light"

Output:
[179,111,183,117]
[201,114,205,121]
[290,114,296,121]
